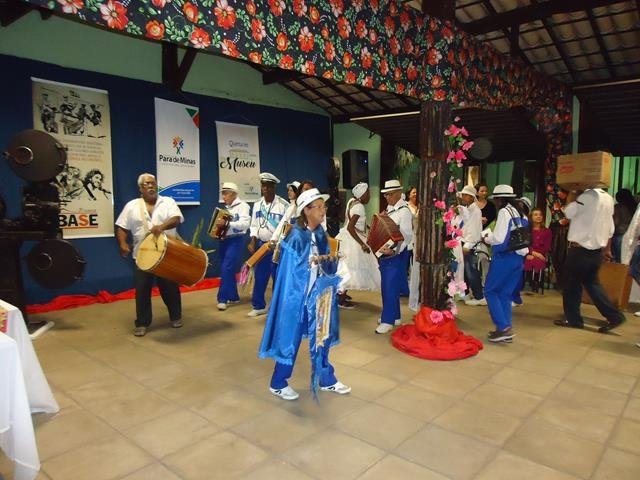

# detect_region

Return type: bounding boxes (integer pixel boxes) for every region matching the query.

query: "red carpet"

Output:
[27,277,220,314]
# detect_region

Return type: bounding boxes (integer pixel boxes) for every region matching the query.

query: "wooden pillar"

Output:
[416,101,452,310]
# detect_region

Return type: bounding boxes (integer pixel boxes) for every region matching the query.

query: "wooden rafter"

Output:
[161,43,197,92]
[461,0,623,35]
[586,9,615,79]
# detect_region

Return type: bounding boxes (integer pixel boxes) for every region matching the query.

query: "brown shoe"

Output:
[170,319,183,328]
[134,326,147,337]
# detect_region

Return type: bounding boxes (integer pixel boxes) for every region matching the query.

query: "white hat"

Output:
[296,188,330,216]
[519,196,532,211]
[457,185,477,199]
[381,179,403,193]
[351,182,368,199]
[221,181,238,193]
[490,184,517,198]
[259,172,280,184]
[287,180,301,190]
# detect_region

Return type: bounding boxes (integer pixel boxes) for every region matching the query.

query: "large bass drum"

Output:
[26,239,86,289]
[135,233,208,286]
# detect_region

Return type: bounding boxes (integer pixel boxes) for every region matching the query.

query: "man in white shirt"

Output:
[375,179,414,334]
[246,172,289,317]
[216,182,250,311]
[556,188,626,332]
[115,173,184,337]
[457,185,486,306]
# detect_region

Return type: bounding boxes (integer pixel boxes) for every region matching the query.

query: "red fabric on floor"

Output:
[391,306,483,360]
[26,277,221,314]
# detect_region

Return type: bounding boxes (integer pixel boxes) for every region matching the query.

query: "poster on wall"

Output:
[154,98,200,205]
[215,121,261,203]
[32,77,114,238]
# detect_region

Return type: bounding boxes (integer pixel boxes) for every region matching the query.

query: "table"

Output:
[0,332,40,480]
[0,299,59,414]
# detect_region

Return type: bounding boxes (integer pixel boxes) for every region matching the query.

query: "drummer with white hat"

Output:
[216,182,251,311]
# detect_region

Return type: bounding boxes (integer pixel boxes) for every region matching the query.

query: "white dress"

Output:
[336,199,381,291]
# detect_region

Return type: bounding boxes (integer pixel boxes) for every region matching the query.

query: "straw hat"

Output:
[296,188,330,216]
[457,185,477,199]
[380,179,402,193]
[489,184,517,198]
[221,182,238,193]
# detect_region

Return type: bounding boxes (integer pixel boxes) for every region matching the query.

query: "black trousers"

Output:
[134,266,181,327]
[562,246,624,327]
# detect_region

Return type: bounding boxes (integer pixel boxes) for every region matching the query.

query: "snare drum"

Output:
[136,233,208,286]
[208,207,233,239]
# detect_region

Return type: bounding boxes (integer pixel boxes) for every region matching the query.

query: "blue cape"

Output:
[258,224,341,393]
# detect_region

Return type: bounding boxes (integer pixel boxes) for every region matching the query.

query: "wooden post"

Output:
[416,101,452,310]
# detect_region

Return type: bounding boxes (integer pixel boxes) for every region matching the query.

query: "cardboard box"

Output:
[556,151,612,190]
[582,262,632,310]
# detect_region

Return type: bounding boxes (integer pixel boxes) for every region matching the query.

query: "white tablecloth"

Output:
[0,299,59,414]
[0,332,40,480]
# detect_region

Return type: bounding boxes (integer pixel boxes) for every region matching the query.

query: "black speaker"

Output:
[342,149,369,189]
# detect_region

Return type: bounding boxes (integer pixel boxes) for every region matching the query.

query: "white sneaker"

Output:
[227,300,240,305]
[375,323,394,334]
[247,308,268,317]
[634,311,640,317]
[377,318,401,326]
[269,385,299,400]
[217,303,227,311]
[511,301,523,307]
[320,381,351,395]
[465,298,487,306]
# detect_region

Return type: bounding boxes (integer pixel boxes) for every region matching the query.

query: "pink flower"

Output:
[434,200,446,210]
[449,303,458,316]
[454,150,467,161]
[445,239,459,249]
[430,310,444,324]
[447,180,456,192]
[442,209,456,223]
[447,280,458,297]
[462,140,474,151]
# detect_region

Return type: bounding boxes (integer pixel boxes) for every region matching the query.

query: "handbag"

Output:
[505,207,530,251]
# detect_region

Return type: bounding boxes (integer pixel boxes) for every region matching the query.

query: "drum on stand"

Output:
[136,233,208,286]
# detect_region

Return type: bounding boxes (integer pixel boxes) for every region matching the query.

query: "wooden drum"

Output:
[136,233,208,286]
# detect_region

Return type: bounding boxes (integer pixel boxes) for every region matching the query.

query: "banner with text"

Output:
[155,98,200,204]
[32,77,114,238]
[215,121,261,203]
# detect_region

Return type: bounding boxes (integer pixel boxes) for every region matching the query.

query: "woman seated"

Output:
[524,207,552,292]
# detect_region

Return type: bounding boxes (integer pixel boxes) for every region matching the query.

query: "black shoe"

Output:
[553,319,583,329]
[487,328,515,342]
[598,317,626,333]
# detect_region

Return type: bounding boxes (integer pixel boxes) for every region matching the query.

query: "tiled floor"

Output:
[2,288,640,480]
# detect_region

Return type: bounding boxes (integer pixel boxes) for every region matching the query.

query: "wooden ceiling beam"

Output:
[418,0,455,21]
[0,0,33,27]
[586,10,615,79]
[161,43,197,92]
[462,0,622,35]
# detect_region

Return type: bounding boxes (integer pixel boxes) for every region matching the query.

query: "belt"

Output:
[568,241,601,251]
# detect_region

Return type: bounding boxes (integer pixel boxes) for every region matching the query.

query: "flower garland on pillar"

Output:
[434,117,474,316]
[391,117,483,360]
